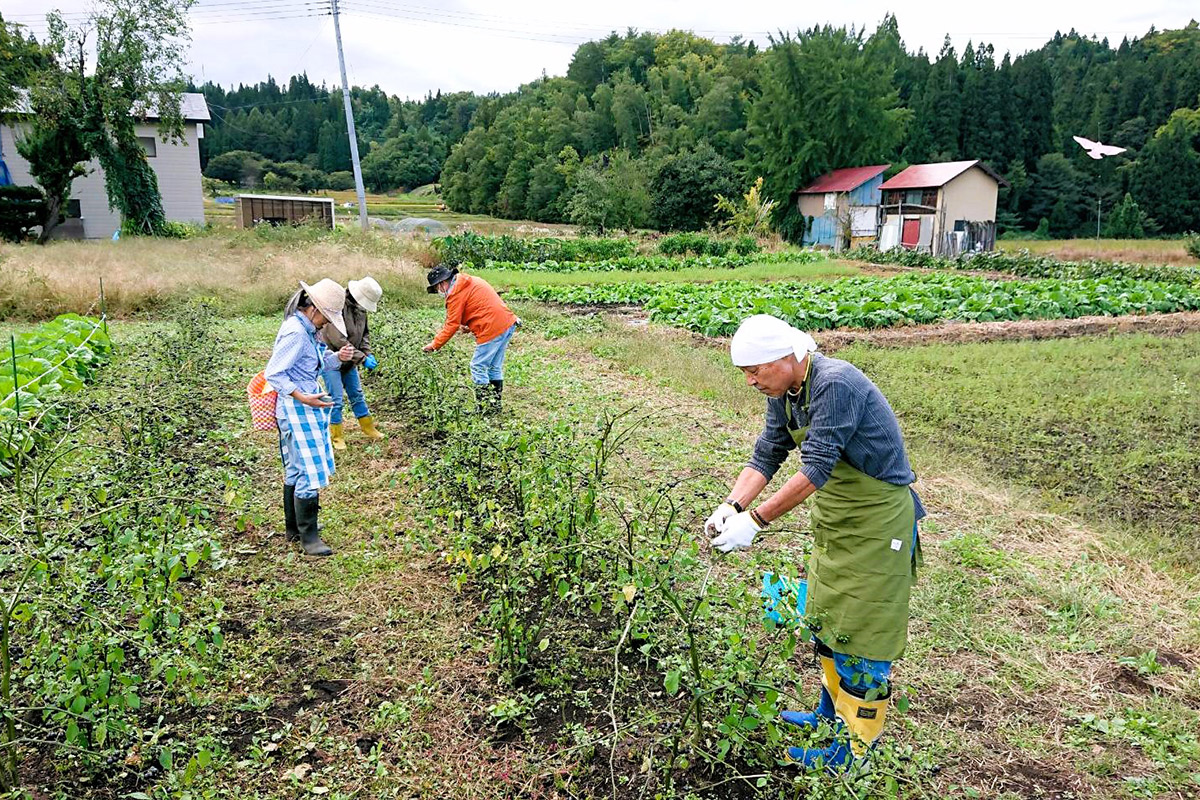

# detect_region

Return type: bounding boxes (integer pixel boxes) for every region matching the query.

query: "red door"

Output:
[901,218,921,250]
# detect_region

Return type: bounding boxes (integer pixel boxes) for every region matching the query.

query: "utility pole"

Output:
[331,0,368,232]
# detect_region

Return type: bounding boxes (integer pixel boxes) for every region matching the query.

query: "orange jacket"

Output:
[430,273,516,350]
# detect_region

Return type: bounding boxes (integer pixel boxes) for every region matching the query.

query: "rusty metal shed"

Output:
[235,194,335,229]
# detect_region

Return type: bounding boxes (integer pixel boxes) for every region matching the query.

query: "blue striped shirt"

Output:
[748,353,925,520]
[265,313,341,418]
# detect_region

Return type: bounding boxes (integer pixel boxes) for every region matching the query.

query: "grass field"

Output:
[204,188,573,234]
[4,235,1199,799]
[999,238,1199,266]
[0,227,431,319]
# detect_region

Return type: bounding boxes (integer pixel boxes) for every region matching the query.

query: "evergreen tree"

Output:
[650,142,741,231]
[746,25,907,241]
[1129,106,1200,233]
[1103,192,1155,237]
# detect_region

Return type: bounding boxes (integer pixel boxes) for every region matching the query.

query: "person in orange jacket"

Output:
[423,265,519,413]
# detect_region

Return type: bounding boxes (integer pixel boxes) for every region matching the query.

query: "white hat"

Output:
[730,314,818,367]
[299,278,348,337]
[348,276,382,312]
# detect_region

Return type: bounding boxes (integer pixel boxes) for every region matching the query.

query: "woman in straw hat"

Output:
[319,276,384,450]
[264,279,356,556]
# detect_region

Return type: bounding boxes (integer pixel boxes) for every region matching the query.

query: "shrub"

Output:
[1185,232,1200,261]
[0,185,49,243]
[656,232,761,257]
[326,170,356,191]
[434,232,637,267]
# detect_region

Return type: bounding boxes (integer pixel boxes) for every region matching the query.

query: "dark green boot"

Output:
[489,380,503,414]
[283,484,299,541]
[294,494,332,557]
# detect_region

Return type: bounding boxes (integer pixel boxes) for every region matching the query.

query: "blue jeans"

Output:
[469,323,516,385]
[321,365,369,425]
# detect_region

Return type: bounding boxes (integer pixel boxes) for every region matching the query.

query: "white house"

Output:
[0,92,210,238]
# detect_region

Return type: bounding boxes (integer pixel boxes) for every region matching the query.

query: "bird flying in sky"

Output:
[1073,136,1128,160]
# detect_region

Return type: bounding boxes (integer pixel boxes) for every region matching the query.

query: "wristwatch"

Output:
[725,498,744,513]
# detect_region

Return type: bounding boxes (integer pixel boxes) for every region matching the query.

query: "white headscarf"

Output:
[729,314,818,367]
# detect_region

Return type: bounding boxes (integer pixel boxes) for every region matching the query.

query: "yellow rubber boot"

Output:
[820,654,840,708]
[358,415,383,439]
[834,688,888,757]
[329,422,347,450]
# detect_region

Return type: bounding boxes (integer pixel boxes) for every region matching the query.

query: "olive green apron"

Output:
[786,358,920,662]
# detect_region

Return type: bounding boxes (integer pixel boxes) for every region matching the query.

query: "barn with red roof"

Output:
[797,164,889,251]
[877,160,1007,256]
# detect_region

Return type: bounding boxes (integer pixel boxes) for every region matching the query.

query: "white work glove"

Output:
[710,511,762,553]
[704,502,738,536]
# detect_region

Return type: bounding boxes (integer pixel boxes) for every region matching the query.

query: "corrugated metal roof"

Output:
[236,194,335,203]
[5,90,210,122]
[798,164,890,194]
[879,160,1006,189]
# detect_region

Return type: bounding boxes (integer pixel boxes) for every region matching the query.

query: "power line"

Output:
[338,5,591,45]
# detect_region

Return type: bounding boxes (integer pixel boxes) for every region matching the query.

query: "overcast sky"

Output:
[5,0,1198,100]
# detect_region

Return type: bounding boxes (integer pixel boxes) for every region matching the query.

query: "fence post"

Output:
[99,277,108,338]
[9,335,20,490]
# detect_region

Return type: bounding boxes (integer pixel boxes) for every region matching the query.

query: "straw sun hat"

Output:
[299,278,348,336]
[348,276,383,312]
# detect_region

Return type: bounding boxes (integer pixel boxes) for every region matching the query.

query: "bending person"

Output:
[265,279,355,556]
[320,276,384,449]
[706,314,924,768]
[422,264,518,414]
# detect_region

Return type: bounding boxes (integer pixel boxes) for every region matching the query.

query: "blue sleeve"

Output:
[747,397,796,480]
[800,377,863,489]
[265,326,304,397]
[320,342,342,372]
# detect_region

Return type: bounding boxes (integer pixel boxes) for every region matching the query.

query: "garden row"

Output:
[2,302,237,794]
[0,314,111,474]
[480,251,821,273]
[846,245,1200,285]
[365,313,908,795]
[433,231,762,267]
[510,273,1200,336]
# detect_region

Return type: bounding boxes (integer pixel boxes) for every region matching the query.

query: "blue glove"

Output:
[363,354,378,370]
[762,572,808,629]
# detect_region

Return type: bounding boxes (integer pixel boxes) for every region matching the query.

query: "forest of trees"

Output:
[193,74,479,196]
[194,17,1200,238]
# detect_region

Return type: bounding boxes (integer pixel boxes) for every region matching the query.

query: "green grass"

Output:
[844,333,1200,557]
[553,317,1200,567]
[480,257,863,290]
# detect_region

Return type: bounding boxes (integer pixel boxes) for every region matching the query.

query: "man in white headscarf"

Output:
[707,314,925,769]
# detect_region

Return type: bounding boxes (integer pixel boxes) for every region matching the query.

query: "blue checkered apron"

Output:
[276,326,336,498]
[278,395,335,497]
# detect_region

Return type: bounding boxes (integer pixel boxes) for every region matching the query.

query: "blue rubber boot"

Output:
[787,684,888,771]
[779,684,835,730]
[786,736,852,770]
[780,651,839,730]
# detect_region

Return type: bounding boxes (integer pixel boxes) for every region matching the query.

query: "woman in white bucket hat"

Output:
[319,276,384,449]
[264,278,356,556]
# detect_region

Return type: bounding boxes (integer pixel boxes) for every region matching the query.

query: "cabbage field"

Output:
[512,272,1200,335]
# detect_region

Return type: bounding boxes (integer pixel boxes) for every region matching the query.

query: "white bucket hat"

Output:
[730,314,818,367]
[348,276,383,312]
[299,278,348,336]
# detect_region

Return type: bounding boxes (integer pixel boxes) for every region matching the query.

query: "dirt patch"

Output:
[978,754,1090,799]
[815,311,1200,351]
[603,310,1200,354]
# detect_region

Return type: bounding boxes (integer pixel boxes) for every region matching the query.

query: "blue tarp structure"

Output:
[0,133,12,186]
